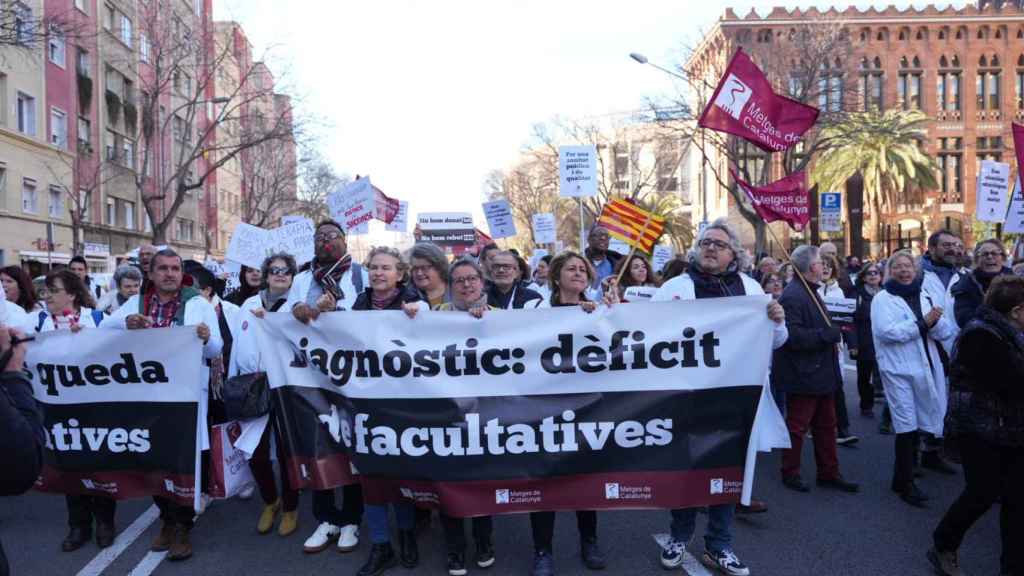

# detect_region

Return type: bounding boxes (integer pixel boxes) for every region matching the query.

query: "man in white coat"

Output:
[286,220,368,554]
[101,249,222,562]
[651,220,789,576]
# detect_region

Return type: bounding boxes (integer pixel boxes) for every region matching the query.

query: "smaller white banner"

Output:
[532,213,556,244]
[652,245,674,273]
[482,200,517,239]
[624,286,658,300]
[1005,177,1024,233]
[386,200,409,233]
[281,215,312,227]
[328,178,376,230]
[559,145,598,197]
[976,160,1011,223]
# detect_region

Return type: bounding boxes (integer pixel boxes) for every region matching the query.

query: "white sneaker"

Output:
[336,524,359,553]
[196,493,213,515]
[238,485,255,500]
[303,522,340,553]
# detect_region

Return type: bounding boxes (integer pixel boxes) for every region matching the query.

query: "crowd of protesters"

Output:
[1,219,1022,576]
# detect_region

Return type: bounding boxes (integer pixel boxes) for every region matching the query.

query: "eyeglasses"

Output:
[314,231,343,242]
[864,270,880,276]
[977,251,1005,259]
[699,239,731,251]
[411,265,434,275]
[452,275,481,285]
[268,266,292,277]
[939,241,958,249]
[491,263,515,272]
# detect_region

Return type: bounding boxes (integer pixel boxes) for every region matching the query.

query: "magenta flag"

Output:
[732,170,810,231]
[699,49,819,152]
[373,186,400,224]
[1012,123,1024,175]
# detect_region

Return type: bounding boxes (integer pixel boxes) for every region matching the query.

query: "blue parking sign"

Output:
[821,192,841,210]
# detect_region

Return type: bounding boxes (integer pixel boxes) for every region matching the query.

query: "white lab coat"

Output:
[35,307,103,332]
[286,266,368,312]
[922,268,962,356]
[871,288,958,435]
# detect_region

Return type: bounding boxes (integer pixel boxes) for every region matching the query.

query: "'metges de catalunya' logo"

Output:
[713,74,753,120]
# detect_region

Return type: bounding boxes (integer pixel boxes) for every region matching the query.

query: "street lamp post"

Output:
[629,52,708,226]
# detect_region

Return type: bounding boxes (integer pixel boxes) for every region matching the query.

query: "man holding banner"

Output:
[653,219,788,576]
[101,249,223,562]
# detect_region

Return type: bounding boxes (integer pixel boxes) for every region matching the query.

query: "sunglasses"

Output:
[268,266,292,276]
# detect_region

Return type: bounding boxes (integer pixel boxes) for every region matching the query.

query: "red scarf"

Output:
[313,255,353,301]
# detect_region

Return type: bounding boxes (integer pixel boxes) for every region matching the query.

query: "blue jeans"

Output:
[365,502,416,544]
[669,504,734,553]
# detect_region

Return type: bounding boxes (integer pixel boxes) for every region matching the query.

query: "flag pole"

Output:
[614,212,653,286]
[578,197,586,252]
[763,223,831,327]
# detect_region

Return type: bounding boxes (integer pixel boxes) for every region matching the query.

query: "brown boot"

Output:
[151,522,175,552]
[166,526,192,561]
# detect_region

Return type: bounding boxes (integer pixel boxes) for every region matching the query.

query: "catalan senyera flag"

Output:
[597,199,666,253]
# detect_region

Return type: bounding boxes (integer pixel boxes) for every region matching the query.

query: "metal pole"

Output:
[701,128,708,225]
[578,197,585,252]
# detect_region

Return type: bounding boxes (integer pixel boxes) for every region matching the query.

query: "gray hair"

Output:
[884,250,919,282]
[113,264,143,287]
[688,218,750,271]
[408,242,449,282]
[366,246,409,283]
[790,245,819,274]
[448,258,483,284]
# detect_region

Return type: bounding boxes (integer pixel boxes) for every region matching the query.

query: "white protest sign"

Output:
[532,213,557,244]
[555,240,565,253]
[820,192,842,232]
[226,223,270,269]
[823,296,856,325]
[281,215,311,227]
[652,245,674,273]
[609,238,630,256]
[265,220,316,265]
[1006,176,1024,233]
[529,249,549,270]
[976,160,1011,222]
[624,286,658,301]
[328,178,376,230]
[386,200,409,233]
[559,145,598,197]
[482,200,517,239]
[349,221,370,235]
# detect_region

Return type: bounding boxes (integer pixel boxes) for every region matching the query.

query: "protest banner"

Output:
[532,213,557,244]
[623,286,658,301]
[1006,177,1024,234]
[208,421,256,499]
[559,145,598,198]
[698,48,819,152]
[482,200,517,239]
[265,220,316,265]
[281,215,312,227]
[732,170,810,231]
[652,245,674,273]
[226,223,270,269]
[386,200,409,233]
[417,212,475,247]
[327,178,376,230]
[25,328,203,507]
[822,296,856,325]
[976,160,1011,222]
[259,297,784,513]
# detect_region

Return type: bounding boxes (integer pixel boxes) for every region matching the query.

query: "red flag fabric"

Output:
[373,186,400,224]
[732,170,810,231]
[1012,123,1024,175]
[699,48,819,152]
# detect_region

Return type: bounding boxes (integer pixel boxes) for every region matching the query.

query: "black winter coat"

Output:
[772,280,844,396]
[0,371,44,496]
[950,267,1013,328]
[853,283,880,361]
[352,283,420,311]
[947,305,1024,447]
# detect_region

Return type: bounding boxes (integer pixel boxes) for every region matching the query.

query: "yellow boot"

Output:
[278,509,298,537]
[257,499,281,534]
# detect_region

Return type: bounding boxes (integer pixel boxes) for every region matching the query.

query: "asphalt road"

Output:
[2,368,1002,576]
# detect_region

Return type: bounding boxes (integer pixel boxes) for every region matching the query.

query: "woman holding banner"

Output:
[408,242,449,308]
[433,258,497,575]
[35,270,116,552]
[871,251,957,508]
[529,250,608,576]
[610,253,659,301]
[354,246,423,576]
[229,253,301,538]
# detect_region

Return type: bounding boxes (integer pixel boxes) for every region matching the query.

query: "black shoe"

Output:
[95,522,115,548]
[531,549,555,576]
[782,475,810,492]
[816,477,860,493]
[921,452,958,475]
[836,429,860,446]
[447,551,467,576]
[580,536,606,570]
[357,543,397,576]
[61,526,92,552]
[475,539,495,568]
[398,529,418,568]
[898,483,929,508]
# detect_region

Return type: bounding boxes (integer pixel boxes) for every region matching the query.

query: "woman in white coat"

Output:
[871,250,957,508]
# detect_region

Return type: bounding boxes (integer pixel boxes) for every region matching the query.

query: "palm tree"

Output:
[810,109,938,254]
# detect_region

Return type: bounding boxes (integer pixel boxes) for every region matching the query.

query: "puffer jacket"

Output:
[947,305,1024,447]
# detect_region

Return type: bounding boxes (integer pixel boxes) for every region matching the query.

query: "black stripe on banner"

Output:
[39,402,198,476]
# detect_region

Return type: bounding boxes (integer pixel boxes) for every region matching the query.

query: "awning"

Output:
[18,251,108,264]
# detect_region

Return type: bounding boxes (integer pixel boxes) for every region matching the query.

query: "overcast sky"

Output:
[212,1,967,229]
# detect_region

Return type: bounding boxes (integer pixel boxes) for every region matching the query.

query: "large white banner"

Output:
[258,297,786,511]
[25,328,204,506]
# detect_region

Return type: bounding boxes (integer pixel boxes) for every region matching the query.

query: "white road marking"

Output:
[653,533,714,576]
[125,551,168,576]
[75,505,160,576]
